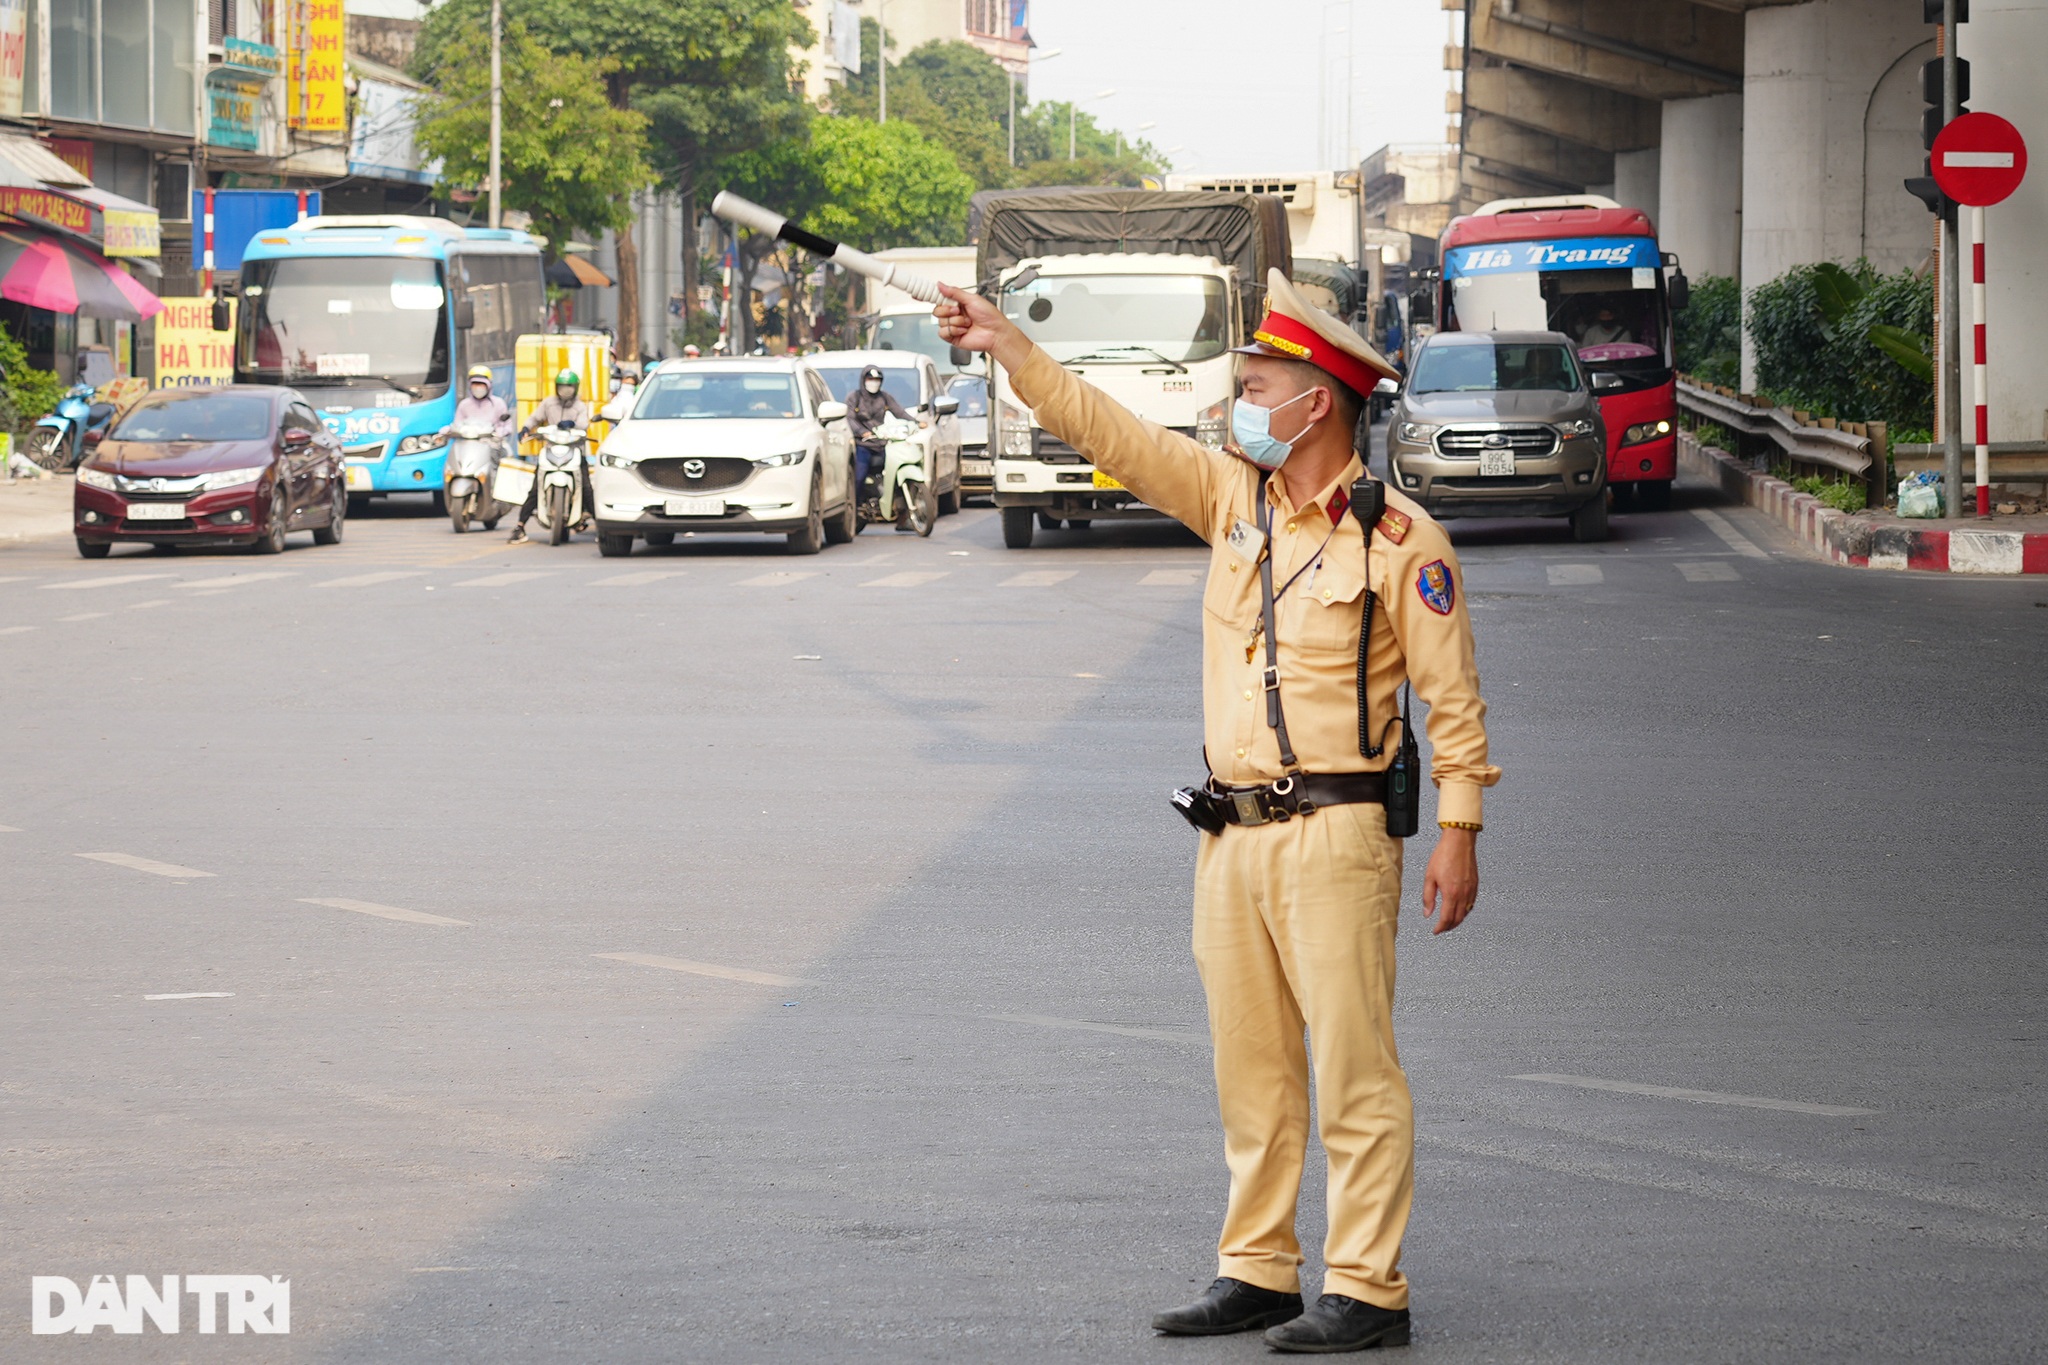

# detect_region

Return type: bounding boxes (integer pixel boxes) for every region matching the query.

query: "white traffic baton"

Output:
[709,193,946,305]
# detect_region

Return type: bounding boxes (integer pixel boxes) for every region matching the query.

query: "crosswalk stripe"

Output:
[174,572,297,591]
[39,573,172,591]
[593,570,686,587]
[58,612,108,622]
[299,897,470,927]
[77,851,215,878]
[453,571,552,588]
[316,571,423,589]
[1001,570,1076,587]
[1676,560,1741,583]
[738,570,817,586]
[1692,508,1770,559]
[862,571,947,588]
[1140,569,1200,586]
[1546,563,1603,586]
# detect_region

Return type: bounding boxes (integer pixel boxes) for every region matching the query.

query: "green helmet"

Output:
[553,369,579,389]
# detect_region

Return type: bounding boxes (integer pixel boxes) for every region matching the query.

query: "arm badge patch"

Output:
[1416,559,1456,615]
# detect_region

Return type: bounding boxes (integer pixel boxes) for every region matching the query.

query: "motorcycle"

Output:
[859,415,935,537]
[532,422,589,546]
[444,421,509,533]
[27,383,118,470]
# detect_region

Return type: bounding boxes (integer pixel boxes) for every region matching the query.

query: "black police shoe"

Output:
[1263,1294,1411,1353]
[1151,1277,1304,1336]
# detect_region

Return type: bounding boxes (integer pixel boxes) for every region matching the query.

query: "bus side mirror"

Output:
[211,297,232,332]
[454,298,476,329]
[1667,269,1690,312]
[1592,372,1625,392]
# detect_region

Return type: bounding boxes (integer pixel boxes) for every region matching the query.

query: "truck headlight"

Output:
[997,401,1033,457]
[752,450,806,468]
[1622,419,1673,446]
[395,433,448,456]
[76,466,117,490]
[1196,397,1231,449]
[1557,419,1597,438]
[1396,422,1438,445]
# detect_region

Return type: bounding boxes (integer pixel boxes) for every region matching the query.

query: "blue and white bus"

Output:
[233,216,547,500]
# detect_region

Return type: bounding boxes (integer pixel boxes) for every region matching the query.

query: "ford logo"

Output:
[1482,433,1509,448]
[683,459,705,479]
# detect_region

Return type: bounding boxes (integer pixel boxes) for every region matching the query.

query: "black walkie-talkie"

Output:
[1385,687,1420,839]
[1347,474,1418,838]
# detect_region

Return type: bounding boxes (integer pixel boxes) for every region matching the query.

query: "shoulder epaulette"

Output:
[1377,509,1412,544]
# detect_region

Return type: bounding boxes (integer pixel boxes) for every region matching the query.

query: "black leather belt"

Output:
[1213,770,1388,826]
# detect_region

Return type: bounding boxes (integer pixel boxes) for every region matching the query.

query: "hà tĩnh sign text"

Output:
[155,297,237,387]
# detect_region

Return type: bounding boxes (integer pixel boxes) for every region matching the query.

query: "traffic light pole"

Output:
[1941,0,1963,519]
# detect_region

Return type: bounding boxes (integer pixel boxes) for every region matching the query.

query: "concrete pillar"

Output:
[1613,148,1662,221]
[1659,92,1742,279]
[1962,0,2048,446]
[1739,0,1930,389]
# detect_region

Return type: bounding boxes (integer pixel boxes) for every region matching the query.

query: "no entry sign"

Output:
[1933,112,2029,206]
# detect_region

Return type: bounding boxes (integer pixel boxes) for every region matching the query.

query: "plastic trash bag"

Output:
[1897,471,1943,518]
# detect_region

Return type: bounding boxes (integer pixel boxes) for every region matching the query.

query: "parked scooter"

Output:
[531,422,589,546]
[27,383,118,470]
[859,415,935,537]
[444,421,508,533]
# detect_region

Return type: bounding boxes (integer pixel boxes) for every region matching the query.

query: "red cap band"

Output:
[1250,311,1383,399]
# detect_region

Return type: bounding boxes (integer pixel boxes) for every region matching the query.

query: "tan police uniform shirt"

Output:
[1007,346,1500,825]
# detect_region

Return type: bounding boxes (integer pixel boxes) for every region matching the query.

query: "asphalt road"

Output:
[3,458,2043,1363]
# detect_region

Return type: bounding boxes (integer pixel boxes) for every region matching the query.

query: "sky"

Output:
[1021,0,1455,176]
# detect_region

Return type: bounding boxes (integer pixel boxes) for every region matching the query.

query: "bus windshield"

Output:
[867,313,955,372]
[1004,274,1230,364]
[236,256,451,397]
[1443,241,1669,373]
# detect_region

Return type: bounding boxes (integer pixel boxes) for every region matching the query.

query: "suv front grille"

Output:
[1435,425,1559,458]
[637,456,753,492]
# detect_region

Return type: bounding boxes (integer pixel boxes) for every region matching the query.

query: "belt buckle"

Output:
[1231,790,1267,826]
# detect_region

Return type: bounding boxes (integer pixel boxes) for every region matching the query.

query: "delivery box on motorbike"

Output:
[492,455,536,505]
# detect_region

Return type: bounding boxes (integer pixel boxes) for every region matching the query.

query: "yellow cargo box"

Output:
[515,333,614,453]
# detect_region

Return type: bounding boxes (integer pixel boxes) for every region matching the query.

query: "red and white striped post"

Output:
[1970,204,1990,518]
[296,189,308,222]
[201,186,216,300]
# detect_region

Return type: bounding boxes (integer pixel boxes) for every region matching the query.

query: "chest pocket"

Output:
[1291,545,1371,652]
[1202,546,1260,631]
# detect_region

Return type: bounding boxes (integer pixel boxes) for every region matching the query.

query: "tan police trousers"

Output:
[1192,798,1411,1309]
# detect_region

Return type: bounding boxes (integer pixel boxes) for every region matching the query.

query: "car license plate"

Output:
[127,502,185,520]
[665,496,724,517]
[961,458,992,478]
[344,464,374,490]
[1478,451,1516,477]
[1092,470,1123,490]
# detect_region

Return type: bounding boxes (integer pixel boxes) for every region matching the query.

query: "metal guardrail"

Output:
[1674,379,1875,478]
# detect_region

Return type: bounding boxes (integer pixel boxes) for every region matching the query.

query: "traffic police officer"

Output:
[935,271,1497,1353]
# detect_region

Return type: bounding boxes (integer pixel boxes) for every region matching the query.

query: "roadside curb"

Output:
[1677,431,2048,575]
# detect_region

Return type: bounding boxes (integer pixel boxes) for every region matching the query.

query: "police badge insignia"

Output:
[1417,559,1455,615]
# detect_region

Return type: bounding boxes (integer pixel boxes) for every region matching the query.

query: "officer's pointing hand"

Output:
[935,283,1029,369]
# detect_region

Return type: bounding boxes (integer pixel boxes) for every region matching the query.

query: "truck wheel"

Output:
[1570,493,1609,543]
[1637,479,1672,511]
[1001,506,1036,549]
[1037,512,1062,532]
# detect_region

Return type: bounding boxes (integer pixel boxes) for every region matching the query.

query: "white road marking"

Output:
[0,576,33,584]
[1546,563,1604,586]
[174,572,296,591]
[40,573,173,591]
[144,992,234,1001]
[1692,508,1770,559]
[738,570,816,586]
[126,599,171,610]
[861,571,947,588]
[1001,569,1076,588]
[455,571,552,588]
[316,571,424,589]
[0,625,34,635]
[1511,1072,1875,1116]
[0,824,21,832]
[992,1013,1207,1045]
[1140,568,1200,586]
[594,952,802,987]
[593,570,686,587]
[298,897,471,927]
[77,851,215,879]
[1676,560,1742,583]
[58,612,108,622]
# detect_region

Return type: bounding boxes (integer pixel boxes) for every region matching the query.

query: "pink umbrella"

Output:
[0,225,163,322]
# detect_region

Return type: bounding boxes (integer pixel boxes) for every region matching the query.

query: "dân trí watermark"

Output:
[30,1275,290,1335]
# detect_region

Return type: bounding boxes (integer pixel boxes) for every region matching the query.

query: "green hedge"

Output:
[1675,273,1741,386]
[0,322,63,439]
[1747,261,1932,431]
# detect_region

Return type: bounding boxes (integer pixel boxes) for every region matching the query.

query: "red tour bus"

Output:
[1437,196,1689,509]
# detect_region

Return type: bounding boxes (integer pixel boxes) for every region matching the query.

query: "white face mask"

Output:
[863,379,882,393]
[471,383,490,398]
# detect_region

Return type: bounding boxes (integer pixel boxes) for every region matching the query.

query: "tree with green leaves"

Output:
[416,0,810,361]
[412,21,652,257]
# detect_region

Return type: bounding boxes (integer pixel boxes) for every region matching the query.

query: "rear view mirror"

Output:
[282,427,313,448]
[1002,265,1041,293]
[1667,268,1690,312]
[1592,372,1625,392]
[817,400,848,423]
[933,395,960,416]
[454,298,476,329]
[1373,376,1399,395]
[211,296,232,332]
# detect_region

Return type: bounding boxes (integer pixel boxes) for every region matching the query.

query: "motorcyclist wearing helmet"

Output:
[846,364,926,495]
[445,365,514,442]
[510,369,596,543]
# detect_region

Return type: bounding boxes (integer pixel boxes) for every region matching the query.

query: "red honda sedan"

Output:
[73,386,347,558]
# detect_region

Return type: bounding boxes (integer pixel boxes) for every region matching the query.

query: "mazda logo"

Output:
[1481,433,1509,448]
[683,459,705,479]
